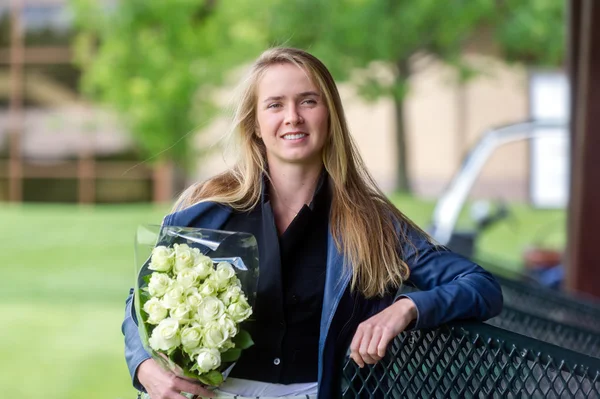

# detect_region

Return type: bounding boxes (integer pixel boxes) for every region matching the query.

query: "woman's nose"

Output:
[285,106,303,125]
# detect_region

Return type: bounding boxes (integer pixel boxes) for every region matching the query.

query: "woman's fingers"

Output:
[349,299,418,368]
[174,378,215,398]
[137,359,215,399]
[364,326,383,364]
[358,333,377,365]
[349,327,365,368]
[351,322,383,366]
[377,328,395,358]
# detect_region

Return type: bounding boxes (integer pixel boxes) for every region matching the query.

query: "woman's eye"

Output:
[267,103,282,109]
[302,99,317,105]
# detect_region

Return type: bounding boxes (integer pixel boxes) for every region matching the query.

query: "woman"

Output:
[122,47,503,399]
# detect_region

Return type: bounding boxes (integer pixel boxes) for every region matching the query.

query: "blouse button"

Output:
[273,358,281,365]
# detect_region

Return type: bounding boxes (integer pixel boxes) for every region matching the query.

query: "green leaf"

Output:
[198,370,223,386]
[140,291,151,302]
[232,329,254,350]
[220,348,242,363]
[168,348,186,365]
[181,367,202,381]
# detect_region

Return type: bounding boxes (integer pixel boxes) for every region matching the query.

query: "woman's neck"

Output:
[266,162,323,234]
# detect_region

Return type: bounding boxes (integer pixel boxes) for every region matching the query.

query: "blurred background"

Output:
[2,0,597,398]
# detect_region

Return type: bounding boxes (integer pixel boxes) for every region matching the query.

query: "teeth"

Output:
[283,133,307,140]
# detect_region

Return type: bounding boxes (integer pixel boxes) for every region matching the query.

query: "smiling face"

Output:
[255,63,329,169]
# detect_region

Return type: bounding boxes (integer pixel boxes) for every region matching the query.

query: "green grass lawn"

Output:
[0,198,565,399]
[0,204,167,399]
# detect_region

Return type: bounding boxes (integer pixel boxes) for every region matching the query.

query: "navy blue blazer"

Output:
[122,201,503,398]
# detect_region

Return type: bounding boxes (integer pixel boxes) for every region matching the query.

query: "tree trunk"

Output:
[393,60,411,193]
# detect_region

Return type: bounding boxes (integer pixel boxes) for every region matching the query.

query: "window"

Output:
[23,4,74,47]
[0,6,10,48]
[24,64,81,108]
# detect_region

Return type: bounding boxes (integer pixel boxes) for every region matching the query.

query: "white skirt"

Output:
[213,394,317,399]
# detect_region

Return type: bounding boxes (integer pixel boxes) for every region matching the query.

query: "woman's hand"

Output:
[137,358,216,399]
[349,298,417,368]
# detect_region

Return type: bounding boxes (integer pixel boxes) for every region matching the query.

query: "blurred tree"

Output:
[70,0,266,167]
[261,0,496,192]
[71,0,564,188]
[495,0,565,66]
[262,0,564,192]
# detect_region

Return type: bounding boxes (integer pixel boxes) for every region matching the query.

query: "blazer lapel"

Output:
[164,201,233,230]
[318,230,352,386]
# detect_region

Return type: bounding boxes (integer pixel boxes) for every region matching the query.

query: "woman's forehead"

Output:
[257,63,320,98]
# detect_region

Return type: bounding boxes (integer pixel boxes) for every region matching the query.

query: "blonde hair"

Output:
[174,47,428,298]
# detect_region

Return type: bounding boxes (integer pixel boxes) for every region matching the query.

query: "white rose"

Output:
[210,262,236,290]
[186,291,203,309]
[169,303,191,322]
[217,315,238,337]
[173,243,195,273]
[181,325,203,351]
[195,297,225,323]
[198,280,219,298]
[195,348,221,373]
[219,285,242,307]
[231,277,242,288]
[176,268,199,290]
[149,246,174,272]
[227,296,252,323]
[162,284,185,309]
[148,273,172,298]
[203,320,230,349]
[148,318,180,352]
[193,254,214,280]
[143,297,168,324]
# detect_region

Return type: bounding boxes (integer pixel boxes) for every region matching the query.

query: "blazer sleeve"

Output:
[122,287,151,391]
[396,225,503,330]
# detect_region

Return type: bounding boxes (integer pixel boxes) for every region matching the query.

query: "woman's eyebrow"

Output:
[263,95,283,103]
[262,91,320,103]
[298,91,320,98]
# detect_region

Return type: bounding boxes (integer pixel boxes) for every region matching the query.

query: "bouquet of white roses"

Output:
[134,225,259,387]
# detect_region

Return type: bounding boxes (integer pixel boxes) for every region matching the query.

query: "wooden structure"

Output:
[566,0,600,299]
[1,0,173,203]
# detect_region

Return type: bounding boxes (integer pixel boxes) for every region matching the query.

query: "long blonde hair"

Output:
[174,47,428,298]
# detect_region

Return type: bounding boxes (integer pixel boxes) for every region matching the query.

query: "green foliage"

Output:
[220,347,242,362]
[262,0,564,99]
[232,328,254,349]
[70,0,266,166]
[70,0,565,181]
[261,0,496,101]
[197,369,224,386]
[494,0,565,66]
[256,0,564,191]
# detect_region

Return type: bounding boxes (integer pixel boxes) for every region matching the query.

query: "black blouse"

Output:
[223,174,330,383]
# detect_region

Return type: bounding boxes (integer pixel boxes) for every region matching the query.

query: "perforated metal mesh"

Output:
[486,306,600,358]
[474,260,600,334]
[341,323,600,398]
[498,277,600,334]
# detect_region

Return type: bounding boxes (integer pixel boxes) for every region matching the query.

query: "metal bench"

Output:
[487,305,600,358]
[494,274,600,334]
[342,321,600,398]
[474,258,600,334]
